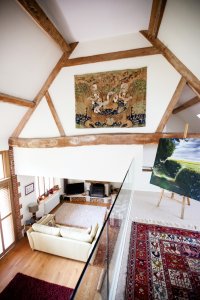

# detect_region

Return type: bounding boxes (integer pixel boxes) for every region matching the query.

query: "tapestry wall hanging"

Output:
[150,138,200,201]
[75,68,147,128]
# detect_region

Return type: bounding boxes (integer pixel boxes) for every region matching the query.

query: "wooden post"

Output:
[181,196,186,219]
[157,189,164,207]
[183,123,189,138]
[181,123,190,218]
[187,197,190,206]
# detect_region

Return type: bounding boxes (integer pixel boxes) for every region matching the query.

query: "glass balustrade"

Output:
[71,160,135,300]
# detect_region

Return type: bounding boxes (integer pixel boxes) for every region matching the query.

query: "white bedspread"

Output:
[55,203,107,228]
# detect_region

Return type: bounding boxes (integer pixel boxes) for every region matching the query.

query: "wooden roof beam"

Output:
[173,96,200,114]
[148,0,167,37]
[0,93,34,108]
[9,132,200,148]
[11,52,67,138]
[156,77,186,132]
[17,0,71,52]
[45,91,66,137]
[64,47,160,67]
[141,30,200,95]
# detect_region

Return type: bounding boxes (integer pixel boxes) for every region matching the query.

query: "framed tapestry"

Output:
[150,138,200,201]
[75,68,147,128]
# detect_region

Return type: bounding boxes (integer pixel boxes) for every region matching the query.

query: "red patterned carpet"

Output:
[0,273,73,300]
[126,222,200,300]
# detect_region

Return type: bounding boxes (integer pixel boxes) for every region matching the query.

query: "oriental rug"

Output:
[125,222,200,300]
[0,273,73,300]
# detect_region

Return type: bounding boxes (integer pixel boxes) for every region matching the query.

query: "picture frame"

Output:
[25,183,34,195]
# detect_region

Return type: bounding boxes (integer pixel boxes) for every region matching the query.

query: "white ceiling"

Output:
[37,0,153,43]
[0,0,62,100]
[173,85,200,132]
[0,0,199,150]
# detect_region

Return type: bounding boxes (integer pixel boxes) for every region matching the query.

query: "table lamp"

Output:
[28,202,39,220]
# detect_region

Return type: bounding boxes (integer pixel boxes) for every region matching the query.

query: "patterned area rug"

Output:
[126,222,200,299]
[0,273,73,300]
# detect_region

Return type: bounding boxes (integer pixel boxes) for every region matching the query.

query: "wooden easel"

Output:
[157,123,191,219]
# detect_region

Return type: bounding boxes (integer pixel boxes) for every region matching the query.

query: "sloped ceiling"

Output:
[172,85,200,133]
[0,0,62,100]
[37,0,153,43]
[0,0,199,151]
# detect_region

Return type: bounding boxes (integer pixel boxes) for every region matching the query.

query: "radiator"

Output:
[44,192,60,214]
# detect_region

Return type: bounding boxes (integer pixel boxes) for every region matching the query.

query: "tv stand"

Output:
[65,193,112,205]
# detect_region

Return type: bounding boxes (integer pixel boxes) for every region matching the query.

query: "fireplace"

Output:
[90,183,105,198]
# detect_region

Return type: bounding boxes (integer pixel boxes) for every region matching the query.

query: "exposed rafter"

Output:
[8,132,200,148]
[148,0,167,37]
[156,77,186,132]
[141,30,200,94]
[173,96,200,114]
[45,91,66,137]
[0,93,34,108]
[17,0,71,52]
[11,53,68,138]
[64,47,160,67]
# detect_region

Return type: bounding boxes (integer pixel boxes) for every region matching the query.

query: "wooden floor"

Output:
[0,237,85,293]
[0,201,110,296]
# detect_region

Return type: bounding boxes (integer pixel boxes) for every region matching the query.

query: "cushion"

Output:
[32,223,60,236]
[48,218,56,227]
[60,228,93,243]
[90,223,99,239]
[38,214,55,225]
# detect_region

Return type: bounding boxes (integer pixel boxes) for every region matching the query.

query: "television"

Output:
[65,182,85,195]
[150,138,200,201]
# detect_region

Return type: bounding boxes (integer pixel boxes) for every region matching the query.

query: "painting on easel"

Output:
[150,138,200,201]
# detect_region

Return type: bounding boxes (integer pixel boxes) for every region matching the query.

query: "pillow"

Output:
[38,214,55,225]
[32,223,60,236]
[60,228,93,243]
[48,218,56,227]
[90,223,99,239]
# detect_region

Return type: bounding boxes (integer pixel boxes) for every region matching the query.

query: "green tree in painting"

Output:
[155,139,176,167]
[164,160,181,178]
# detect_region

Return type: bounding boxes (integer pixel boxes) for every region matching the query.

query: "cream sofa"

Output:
[27,214,101,262]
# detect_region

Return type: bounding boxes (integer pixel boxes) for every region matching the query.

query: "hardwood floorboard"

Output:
[0,237,85,292]
[0,201,108,296]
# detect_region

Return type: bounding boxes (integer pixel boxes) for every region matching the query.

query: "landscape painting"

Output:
[150,138,200,201]
[75,68,146,128]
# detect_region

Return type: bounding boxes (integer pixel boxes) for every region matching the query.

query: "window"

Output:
[0,153,4,179]
[35,176,60,200]
[0,152,15,258]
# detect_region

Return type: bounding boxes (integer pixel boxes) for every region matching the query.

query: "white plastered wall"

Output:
[20,97,60,138]
[0,103,27,150]
[19,53,181,138]
[0,0,62,100]
[13,145,143,186]
[158,0,200,79]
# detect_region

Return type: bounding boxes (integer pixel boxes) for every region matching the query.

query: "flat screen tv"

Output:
[150,138,200,201]
[65,182,84,195]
